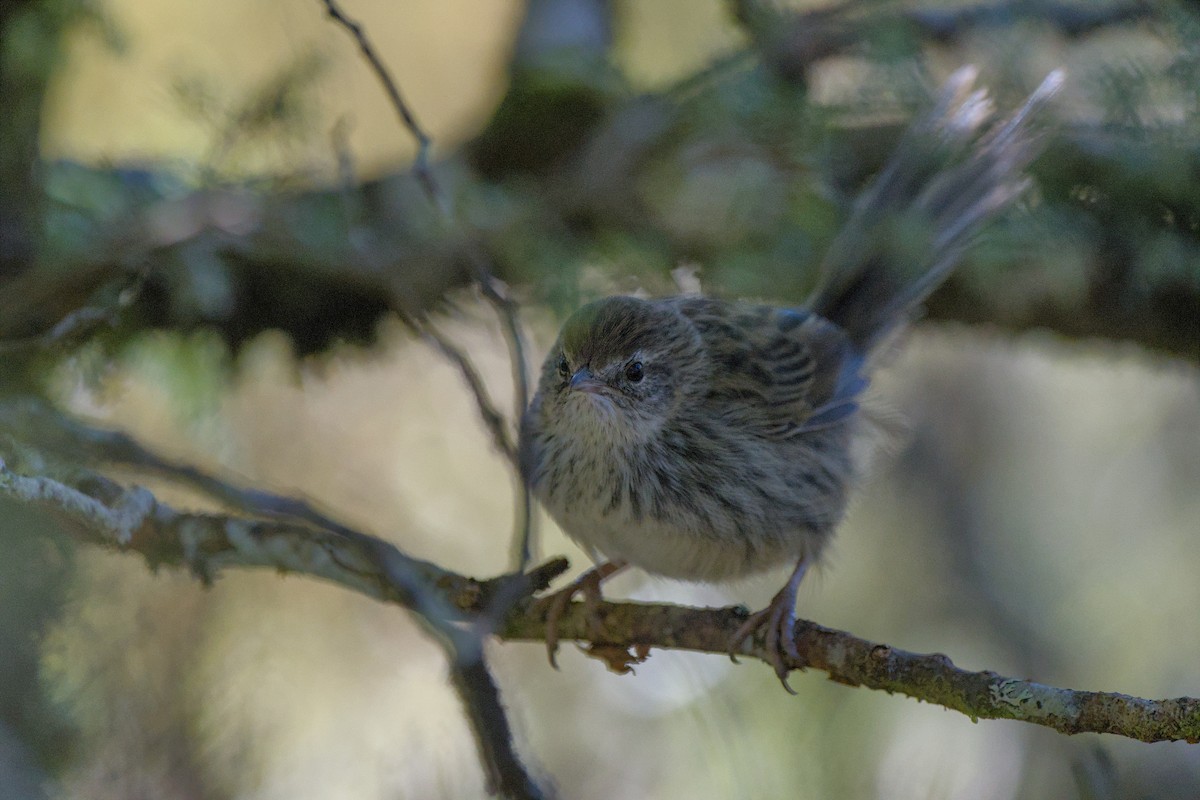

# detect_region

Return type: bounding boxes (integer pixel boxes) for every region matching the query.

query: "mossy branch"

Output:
[2,457,1195,745]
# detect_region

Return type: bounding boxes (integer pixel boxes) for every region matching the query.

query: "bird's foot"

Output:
[728,558,810,693]
[537,561,626,668]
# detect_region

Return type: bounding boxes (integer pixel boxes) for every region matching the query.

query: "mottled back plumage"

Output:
[810,68,1061,351]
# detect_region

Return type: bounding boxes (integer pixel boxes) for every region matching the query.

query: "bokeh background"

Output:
[1,1,1198,798]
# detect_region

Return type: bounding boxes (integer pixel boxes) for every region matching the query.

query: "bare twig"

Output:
[468,268,534,569]
[2,459,1195,743]
[513,475,534,572]
[319,0,442,212]
[1,397,540,630]
[0,457,426,593]
[418,324,518,464]
[449,657,551,800]
[365,531,552,800]
[0,399,373,537]
[0,270,144,355]
[321,0,529,480]
[470,266,529,429]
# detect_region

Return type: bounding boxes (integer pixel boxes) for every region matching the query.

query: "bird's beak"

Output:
[568,367,605,394]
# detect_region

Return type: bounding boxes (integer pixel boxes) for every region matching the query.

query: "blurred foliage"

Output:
[1,0,1197,360]
[174,50,327,177]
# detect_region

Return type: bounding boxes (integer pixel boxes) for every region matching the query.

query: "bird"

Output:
[518,67,1063,688]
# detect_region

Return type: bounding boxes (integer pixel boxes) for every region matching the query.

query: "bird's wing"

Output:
[673,298,867,440]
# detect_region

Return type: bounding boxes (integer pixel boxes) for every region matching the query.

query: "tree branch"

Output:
[2,458,1195,744]
[449,657,551,800]
[0,451,559,798]
[503,600,1200,744]
[8,113,1197,367]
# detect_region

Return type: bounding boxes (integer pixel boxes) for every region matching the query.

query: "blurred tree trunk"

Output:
[0,0,60,278]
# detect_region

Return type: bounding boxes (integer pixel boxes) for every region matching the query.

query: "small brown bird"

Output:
[519,67,1062,687]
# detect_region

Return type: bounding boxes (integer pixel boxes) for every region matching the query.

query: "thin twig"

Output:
[365,538,550,800]
[450,658,551,800]
[468,264,534,569]
[513,476,534,572]
[321,0,528,479]
[419,325,517,464]
[0,399,374,537]
[320,0,444,214]
[0,270,144,355]
[383,300,519,467]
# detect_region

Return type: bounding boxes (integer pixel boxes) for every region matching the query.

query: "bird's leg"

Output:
[538,560,628,668]
[729,557,810,693]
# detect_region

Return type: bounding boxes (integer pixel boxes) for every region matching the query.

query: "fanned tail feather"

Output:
[809,67,1063,353]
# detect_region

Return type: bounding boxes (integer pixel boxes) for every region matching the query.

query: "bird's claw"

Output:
[537,561,624,668]
[727,557,809,692]
[728,600,802,694]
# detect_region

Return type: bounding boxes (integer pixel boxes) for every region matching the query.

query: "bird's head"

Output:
[537,296,705,441]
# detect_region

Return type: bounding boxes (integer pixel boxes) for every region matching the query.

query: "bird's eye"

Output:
[556,355,570,378]
[624,361,644,382]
